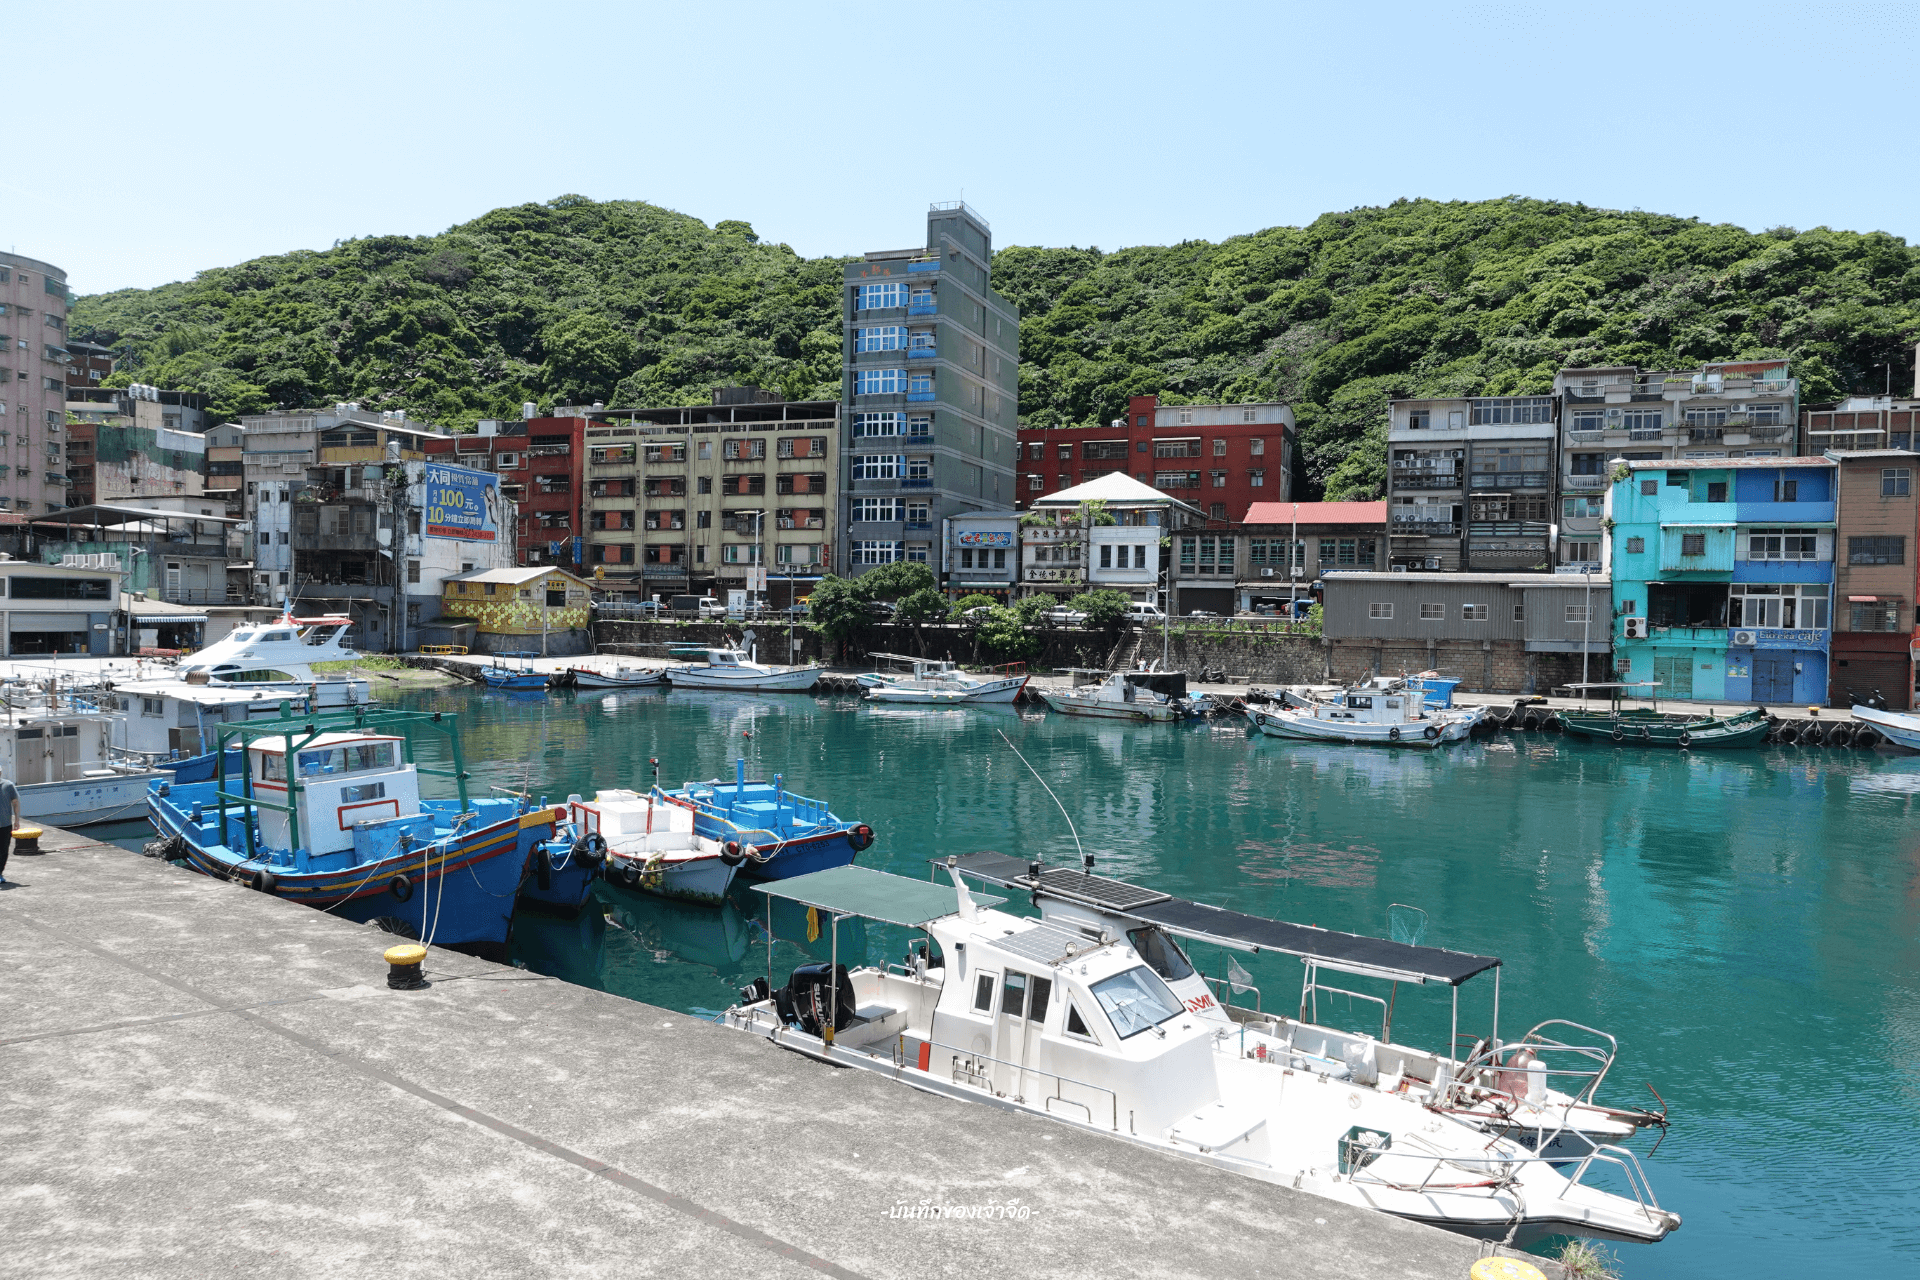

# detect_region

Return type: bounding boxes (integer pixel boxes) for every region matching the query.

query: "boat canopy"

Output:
[754,865,1004,928]
[1122,671,1188,698]
[943,852,1499,987]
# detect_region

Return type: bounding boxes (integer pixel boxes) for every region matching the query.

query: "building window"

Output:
[907,370,933,395]
[1154,440,1202,458]
[406,560,421,584]
[856,326,906,352]
[1027,442,1043,460]
[1249,469,1265,487]
[857,283,907,309]
[1210,502,1227,520]
[721,544,763,564]
[1773,478,1798,502]
[640,443,681,464]
[1419,603,1444,620]
[852,454,902,481]
[1570,452,1604,476]
[1565,604,1591,623]
[1369,602,1392,619]
[1884,468,1911,497]
[722,437,765,461]
[905,544,929,563]
[1850,600,1901,632]
[1027,473,1043,491]
[1210,471,1227,488]
[1462,604,1489,621]
[1513,603,1526,621]
[1469,397,1552,425]
[1849,536,1905,565]
[1622,410,1663,435]
[1640,479,1658,496]
[1212,439,1227,456]
[1747,529,1819,560]
[1154,471,1200,490]
[1562,497,1603,519]
[851,540,902,565]
[1562,541,1599,562]
[1681,533,1707,556]
[697,476,712,494]
[775,543,822,566]
[1251,437,1265,455]
[852,497,902,522]
[855,368,905,395]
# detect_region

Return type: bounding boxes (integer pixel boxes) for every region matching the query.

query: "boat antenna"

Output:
[996,729,1084,868]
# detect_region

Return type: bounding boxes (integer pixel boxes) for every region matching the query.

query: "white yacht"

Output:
[664,646,819,693]
[0,681,167,826]
[1248,676,1482,746]
[942,852,1668,1162]
[1040,669,1201,722]
[860,654,1028,705]
[175,614,371,708]
[724,865,1680,1246]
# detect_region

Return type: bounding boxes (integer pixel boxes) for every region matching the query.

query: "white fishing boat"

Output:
[943,852,1668,1161]
[1847,704,1920,750]
[724,865,1680,1246]
[568,789,745,904]
[174,613,371,709]
[106,678,316,765]
[568,664,665,690]
[1247,676,1482,746]
[0,681,168,826]
[664,646,819,693]
[1039,669,1201,721]
[860,653,1028,705]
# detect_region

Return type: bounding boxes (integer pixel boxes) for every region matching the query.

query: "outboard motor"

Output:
[738,976,771,1005]
[782,962,857,1035]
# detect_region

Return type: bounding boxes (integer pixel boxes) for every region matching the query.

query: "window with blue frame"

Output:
[905,413,932,438]
[1562,496,1604,519]
[857,283,907,309]
[856,326,906,352]
[855,368,904,395]
[851,540,903,565]
[852,454,903,481]
[852,412,900,438]
[908,370,933,394]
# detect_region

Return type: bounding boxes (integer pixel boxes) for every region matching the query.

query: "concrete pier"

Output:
[0,827,1516,1279]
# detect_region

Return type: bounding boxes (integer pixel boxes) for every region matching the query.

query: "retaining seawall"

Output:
[0,827,1527,1280]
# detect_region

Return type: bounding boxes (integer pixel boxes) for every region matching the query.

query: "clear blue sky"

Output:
[13,0,1918,295]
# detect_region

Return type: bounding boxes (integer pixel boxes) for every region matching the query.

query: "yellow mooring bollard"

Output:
[1469,1257,1546,1280]
[383,943,429,990]
[11,826,45,857]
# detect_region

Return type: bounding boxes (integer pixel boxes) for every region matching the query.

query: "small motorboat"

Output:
[1247,676,1483,746]
[664,646,819,693]
[568,664,665,689]
[481,652,551,691]
[724,864,1681,1247]
[942,851,1670,1162]
[1040,669,1203,721]
[1552,682,1767,748]
[661,758,870,880]
[860,653,1028,705]
[569,788,744,904]
[1849,704,1920,749]
[145,706,570,949]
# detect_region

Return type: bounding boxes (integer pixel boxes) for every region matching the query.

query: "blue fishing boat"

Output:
[481,652,550,691]
[660,758,871,880]
[146,706,577,949]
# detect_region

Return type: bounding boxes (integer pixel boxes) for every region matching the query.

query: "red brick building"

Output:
[425,417,588,569]
[1017,394,1295,521]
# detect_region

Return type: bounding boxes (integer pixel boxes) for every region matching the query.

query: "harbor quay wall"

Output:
[0,827,1506,1280]
[1327,637,1587,696]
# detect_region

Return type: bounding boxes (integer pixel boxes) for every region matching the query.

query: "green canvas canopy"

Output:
[753,865,1004,927]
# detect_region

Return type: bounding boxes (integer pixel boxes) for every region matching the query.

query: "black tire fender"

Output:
[1388,727,1401,742]
[388,873,414,902]
[1423,725,1439,741]
[617,859,640,886]
[573,832,609,864]
[1611,726,1625,742]
[847,824,875,852]
[721,840,748,867]
[1677,731,1692,749]
[250,868,278,895]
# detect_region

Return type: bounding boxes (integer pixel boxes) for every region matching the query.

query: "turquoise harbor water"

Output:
[175,686,1920,1274]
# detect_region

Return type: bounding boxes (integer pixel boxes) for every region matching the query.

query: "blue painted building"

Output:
[1607,457,1835,704]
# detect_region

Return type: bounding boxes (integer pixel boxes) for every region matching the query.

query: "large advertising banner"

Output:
[424,464,501,542]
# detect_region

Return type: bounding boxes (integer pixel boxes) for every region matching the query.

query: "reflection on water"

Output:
[351,686,1920,1278]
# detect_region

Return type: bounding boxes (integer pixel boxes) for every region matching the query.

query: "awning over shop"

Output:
[133,613,207,624]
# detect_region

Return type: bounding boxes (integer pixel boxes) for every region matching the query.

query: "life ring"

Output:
[1611,726,1625,742]
[1423,725,1440,741]
[250,868,278,895]
[1677,731,1692,749]
[1388,727,1401,742]
[572,832,608,864]
[847,824,875,852]
[720,840,748,867]
[388,873,414,902]
[617,859,640,886]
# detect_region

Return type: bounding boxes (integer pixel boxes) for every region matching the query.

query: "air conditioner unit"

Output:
[1733,630,1757,647]
[1623,616,1648,639]
[1391,565,1409,573]
[1260,568,1275,577]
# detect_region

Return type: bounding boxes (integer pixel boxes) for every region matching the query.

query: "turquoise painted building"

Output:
[1607,457,1836,704]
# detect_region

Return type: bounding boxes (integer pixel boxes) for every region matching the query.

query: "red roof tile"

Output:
[1240,501,1386,525]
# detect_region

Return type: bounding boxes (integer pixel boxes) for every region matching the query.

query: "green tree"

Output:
[853,561,936,601]
[975,606,1040,662]
[1011,595,1051,626]
[1067,588,1132,631]
[801,575,868,652]
[538,312,638,407]
[951,593,1000,620]
[894,587,950,623]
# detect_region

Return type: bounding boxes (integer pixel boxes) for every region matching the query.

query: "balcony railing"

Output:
[907,303,936,316]
[1688,428,1724,443]
[1468,471,1550,489]
[1564,475,1607,489]
[1628,429,1665,441]
[528,444,570,457]
[1391,522,1459,537]
[906,258,941,274]
[160,588,239,605]
[904,521,933,531]
[1391,471,1463,490]
[776,518,825,530]
[901,477,933,488]
[905,391,936,402]
[907,348,937,359]
[1468,521,1551,537]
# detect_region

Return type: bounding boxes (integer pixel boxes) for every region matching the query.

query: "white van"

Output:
[1125,603,1168,623]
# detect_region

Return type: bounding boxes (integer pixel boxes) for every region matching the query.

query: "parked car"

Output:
[1124,603,1167,623]
[960,605,995,620]
[866,600,898,620]
[1044,607,1087,625]
[1188,610,1222,619]
[670,594,727,619]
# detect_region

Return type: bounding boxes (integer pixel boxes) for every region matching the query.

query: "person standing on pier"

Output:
[0,769,16,887]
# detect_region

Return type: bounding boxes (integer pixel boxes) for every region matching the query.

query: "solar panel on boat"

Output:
[1034,869,1169,911]
[997,920,1102,967]
[1129,898,1499,986]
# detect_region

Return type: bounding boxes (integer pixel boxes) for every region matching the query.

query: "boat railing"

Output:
[1303,976,1391,1040]
[1345,1134,1666,1220]
[900,1035,1120,1131]
[1202,974,1262,1012]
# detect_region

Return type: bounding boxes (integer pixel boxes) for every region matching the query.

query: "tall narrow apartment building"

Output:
[2,253,75,517]
[841,203,1019,573]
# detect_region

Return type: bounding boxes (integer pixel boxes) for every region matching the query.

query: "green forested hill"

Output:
[73,195,1920,498]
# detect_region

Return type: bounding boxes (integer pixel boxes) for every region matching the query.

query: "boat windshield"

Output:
[1126,926,1195,981]
[1090,965,1184,1039]
[296,742,396,776]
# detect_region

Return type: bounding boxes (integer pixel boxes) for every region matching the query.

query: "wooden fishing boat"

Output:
[1552,682,1767,748]
[568,665,665,689]
[480,652,550,691]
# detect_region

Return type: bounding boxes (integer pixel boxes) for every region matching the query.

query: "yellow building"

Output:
[436,566,592,656]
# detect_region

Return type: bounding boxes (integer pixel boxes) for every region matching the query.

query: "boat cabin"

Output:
[249,731,422,859]
[5,712,115,786]
[570,788,696,849]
